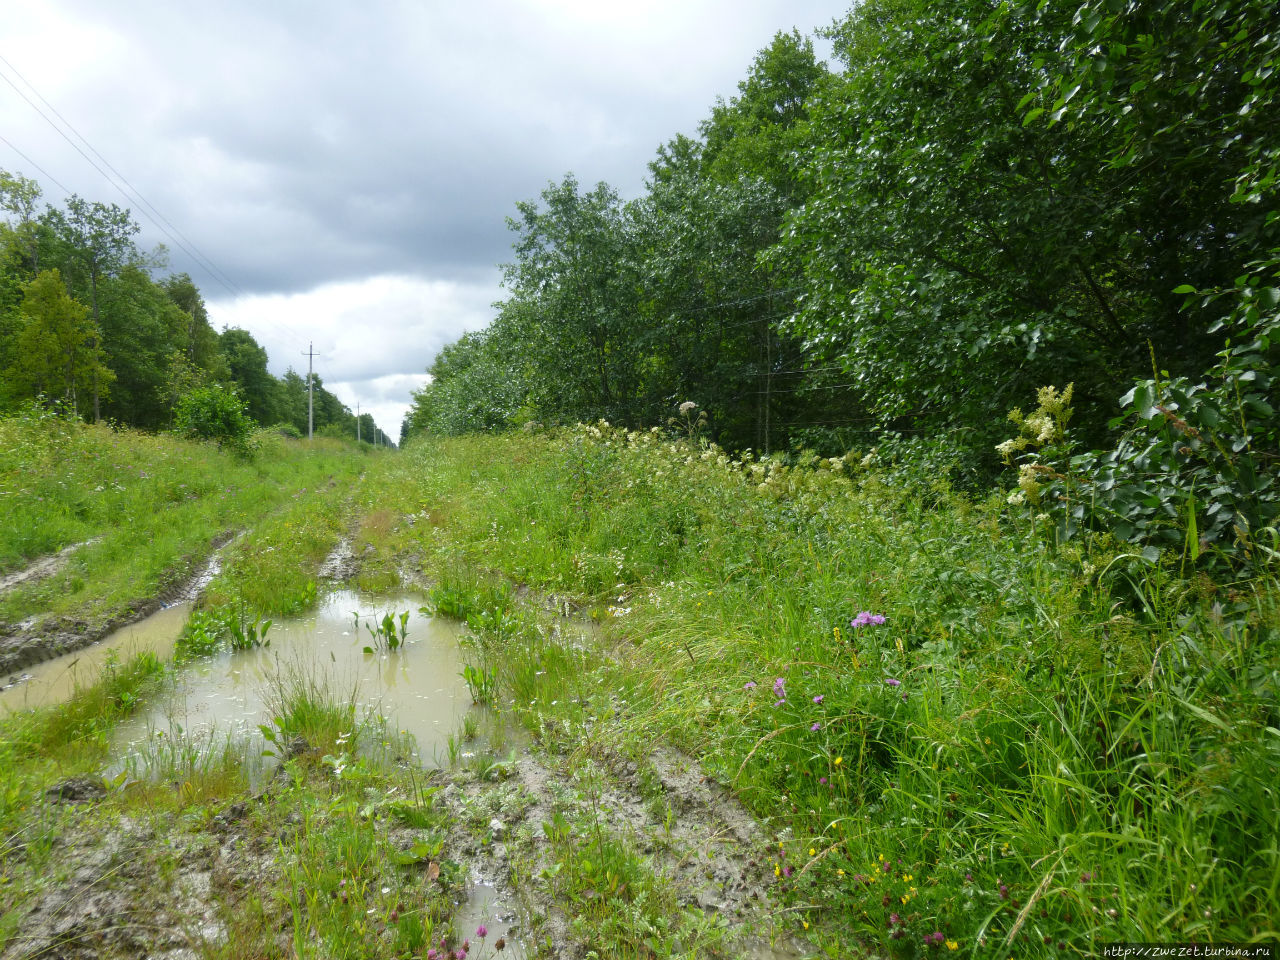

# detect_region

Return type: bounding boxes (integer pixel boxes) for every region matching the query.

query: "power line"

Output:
[0,53,243,300]
[0,132,71,195]
[0,51,246,299]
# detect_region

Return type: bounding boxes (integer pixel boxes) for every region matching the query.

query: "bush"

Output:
[173,384,257,458]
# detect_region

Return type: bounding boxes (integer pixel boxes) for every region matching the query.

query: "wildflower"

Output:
[901,691,908,702]
[744,681,757,690]
[888,913,901,927]
[428,952,438,960]
[837,868,845,877]
[495,938,506,952]
[882,862,892,873]
[783,866,793,878]
[834,756,843,766]
[947,941,959,951]
[476,925,488,938]
[775,864,781,877]
[811,722,821,732]
[851,611,887,627]
[813,694,824,704]
[679,401,698,415]
[809,848,816,856]
[931,932,946,945]
[819,776,827,785]
[999,884,1009,900]
[773,677,786,696]
[885,678,901,687]
[774,699,786,708]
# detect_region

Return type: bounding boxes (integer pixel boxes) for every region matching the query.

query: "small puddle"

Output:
[113,590,471,768]
[0,602,193,714]
[453,875,530,959]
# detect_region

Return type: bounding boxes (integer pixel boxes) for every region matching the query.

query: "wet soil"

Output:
[0,534,234,682]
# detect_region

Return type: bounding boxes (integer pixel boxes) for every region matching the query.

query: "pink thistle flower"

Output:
[811,722,821,731]
[885,678,901,687]
[813,694,824,704]
[476,925,488,938]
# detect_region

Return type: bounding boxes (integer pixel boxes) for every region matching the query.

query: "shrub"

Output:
[173,383,257,458]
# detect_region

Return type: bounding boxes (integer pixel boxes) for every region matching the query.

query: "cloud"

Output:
[207,272,496,437]
[3,0,850,431]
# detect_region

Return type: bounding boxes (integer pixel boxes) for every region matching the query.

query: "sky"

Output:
[1,1,850,439]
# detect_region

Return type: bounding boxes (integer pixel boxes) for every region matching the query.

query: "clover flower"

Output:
[476,925,487,938]
[851,611,887,628]
[744,681,757,691]
[812,694,824,704]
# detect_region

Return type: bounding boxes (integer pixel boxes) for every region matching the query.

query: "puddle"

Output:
[113,590,472,768]
[0,601,193,713]
[453,875,530,959]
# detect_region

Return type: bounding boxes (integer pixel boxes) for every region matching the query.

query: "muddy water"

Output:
[0,601,194,713]
[114,590,472,765]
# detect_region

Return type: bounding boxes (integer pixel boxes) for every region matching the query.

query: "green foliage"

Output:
[3,268,111,411]
[172,382,257,458]
[394,428,1280,948]
[355,610,409,653]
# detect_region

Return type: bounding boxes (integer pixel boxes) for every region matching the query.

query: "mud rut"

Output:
[0,532,815,959]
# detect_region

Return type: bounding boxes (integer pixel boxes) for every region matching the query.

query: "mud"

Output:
[0,540,101,595]
[436,741,811,958]
[0,533,234,681]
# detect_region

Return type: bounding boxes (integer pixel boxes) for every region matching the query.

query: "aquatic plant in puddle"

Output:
[353,610,410,653]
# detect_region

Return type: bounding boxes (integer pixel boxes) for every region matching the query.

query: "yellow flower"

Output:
[902,874,913,882]
[802,920,810,930]
[947,942,959,951]
[809,848,816,856]
[901,894,909,904]
[774,864,781,877]
[837,869,845,877]
[834,757,843,766]
[878,854,885,861]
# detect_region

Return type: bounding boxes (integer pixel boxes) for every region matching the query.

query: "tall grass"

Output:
[380,425,1280,952]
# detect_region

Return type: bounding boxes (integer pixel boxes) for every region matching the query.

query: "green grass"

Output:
[368,425,1280,954]
[0,409,362,629]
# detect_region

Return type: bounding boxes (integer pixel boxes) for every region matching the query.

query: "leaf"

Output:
[1022,107,1046,126]
[1172,284,1196,294]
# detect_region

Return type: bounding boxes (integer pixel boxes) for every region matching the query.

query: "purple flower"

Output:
[772,677,786,696]
[851,611,887,628]
[901,692,908,702]
[882,861,892,873]
[811,722,821,732]
[964,873,973,882]
[819,777,827,785]
[783,865,793,878]
[744,681,757,690]
[889,913,901,927]
[812,694,824,704]
[932,932,946,945]
[428,952,438,960]
[885,678,901,687]
[774,699,786,708]
[476,925,487,938]
[999,884,1009,900]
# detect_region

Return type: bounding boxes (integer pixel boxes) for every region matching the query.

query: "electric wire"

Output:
[0,53,243,301]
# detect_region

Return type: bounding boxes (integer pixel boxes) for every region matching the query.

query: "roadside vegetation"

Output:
[373,425,1280,952]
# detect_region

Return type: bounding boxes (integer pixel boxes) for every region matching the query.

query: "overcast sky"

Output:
[2,1,849,438]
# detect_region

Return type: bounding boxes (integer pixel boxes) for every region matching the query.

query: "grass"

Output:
[367,424,1280,954]
[0,408,362,630]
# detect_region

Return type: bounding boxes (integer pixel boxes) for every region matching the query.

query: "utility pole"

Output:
[302,342,317,440]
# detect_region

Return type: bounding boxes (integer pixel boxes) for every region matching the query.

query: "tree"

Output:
[97,265,190,427]
[3,268,112,410]
[220,327,280,425]
[49,197,139,421]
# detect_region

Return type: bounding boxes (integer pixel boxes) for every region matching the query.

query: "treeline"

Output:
[0,173,391,446]
[407,0,1278,567]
